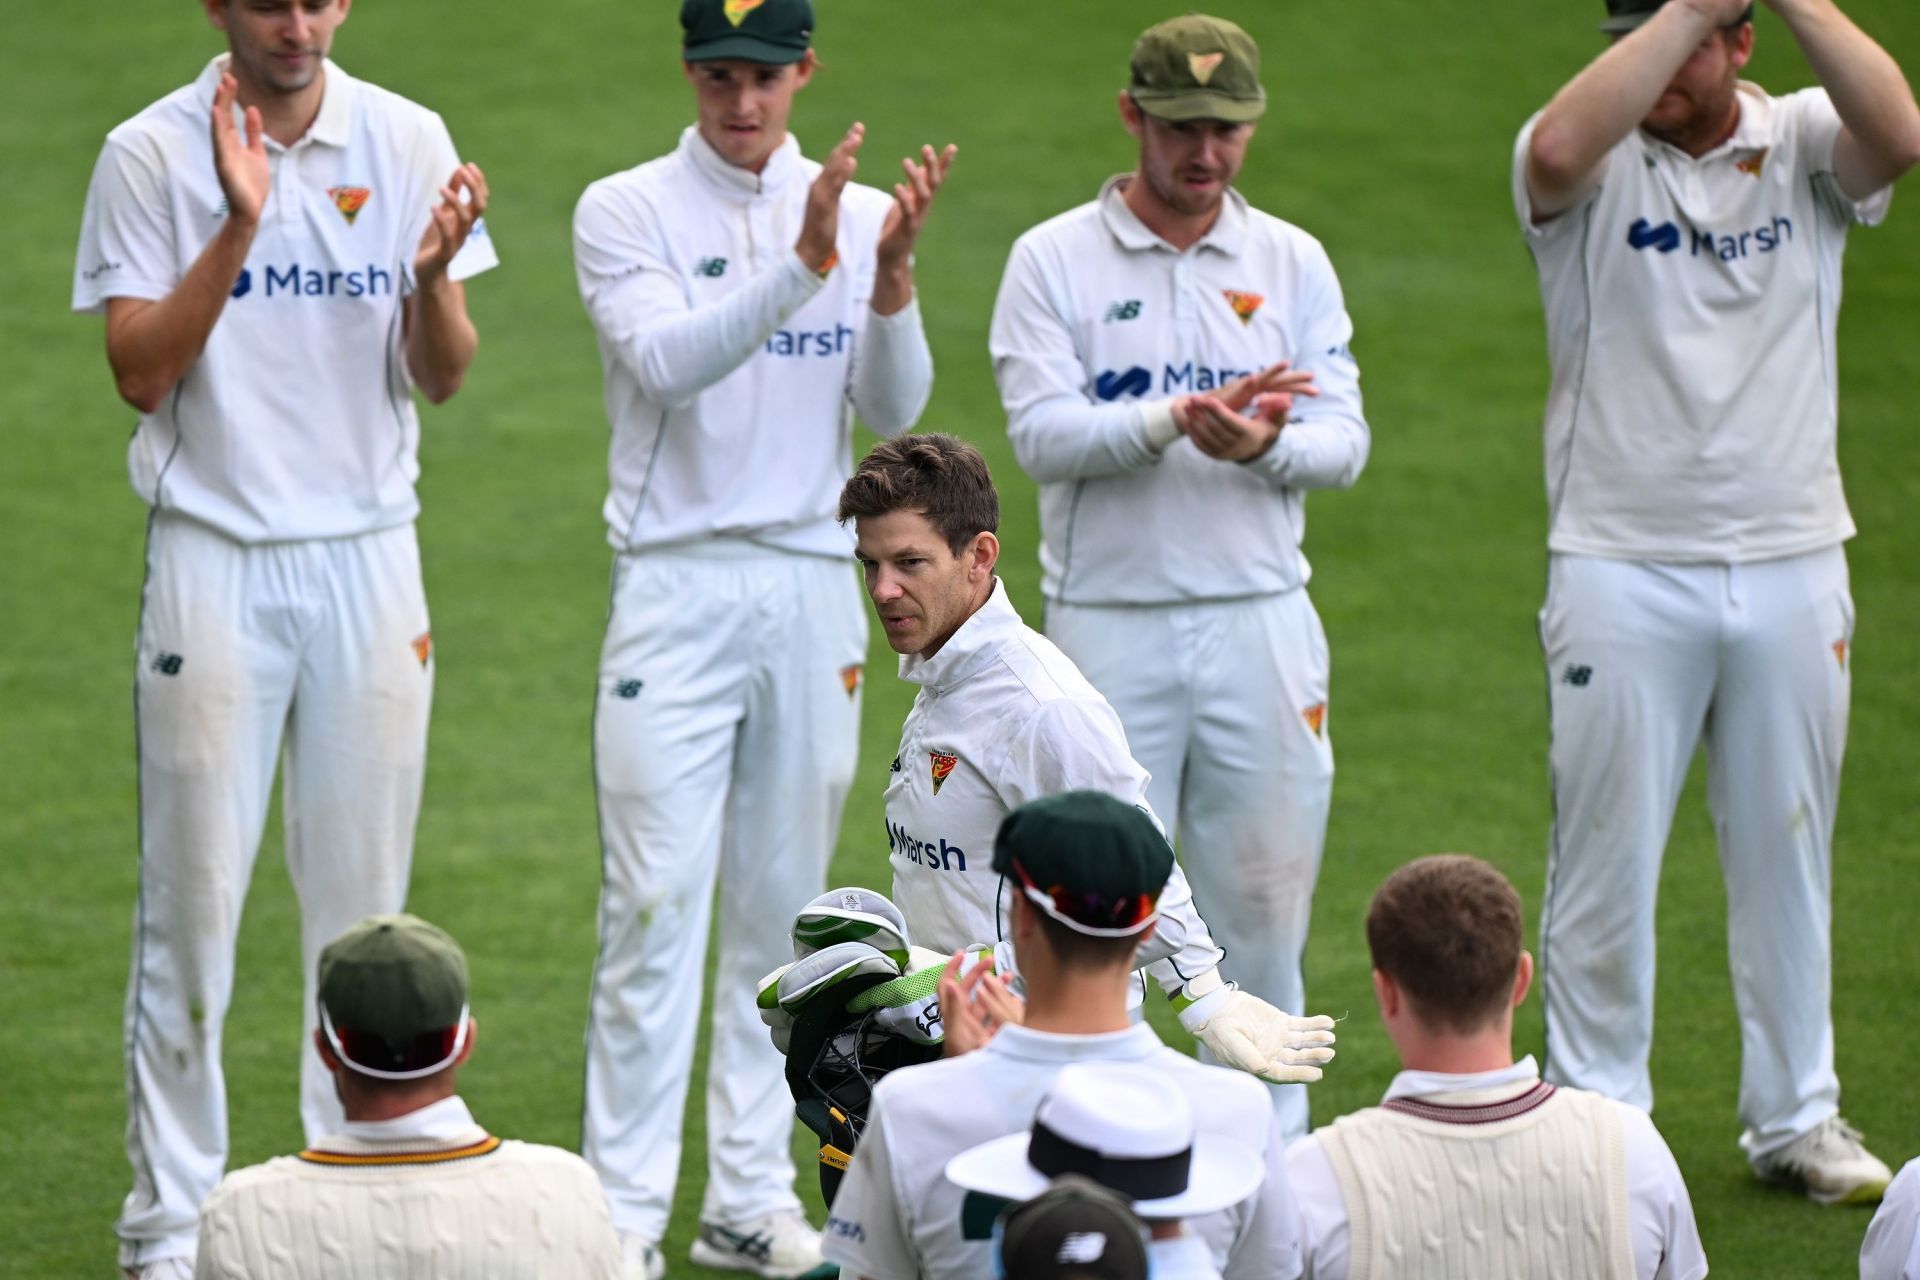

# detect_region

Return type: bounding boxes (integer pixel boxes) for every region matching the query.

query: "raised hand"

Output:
[877,143,958,269]
[210,73,269,225]
[1177,362,1319,462]
[414,163,489,287]
[937,950,1024,1058]
[796,123,865,273]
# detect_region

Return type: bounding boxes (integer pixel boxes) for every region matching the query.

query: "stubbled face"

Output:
[1132,110,1253,219]
[854,509,990,659]
[210,0,350,96]
[1639,25,1751,150]
[686,57,812,172]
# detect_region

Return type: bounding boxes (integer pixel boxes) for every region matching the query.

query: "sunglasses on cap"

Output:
[319,1003,471,1081]
[1008,857,1159,938]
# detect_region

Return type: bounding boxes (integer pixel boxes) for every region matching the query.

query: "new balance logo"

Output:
[1103,299,1142,322]
[151,652,184,676]
[695,257,728,277]
[612,679,644,699]
[890,755,903,773]
[1562,665,1593,687]
[1627,219,1681,254]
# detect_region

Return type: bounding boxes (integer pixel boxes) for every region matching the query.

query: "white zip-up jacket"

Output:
[990,178,1368,604]
[575,126,933,557]
[881,579,1226,991]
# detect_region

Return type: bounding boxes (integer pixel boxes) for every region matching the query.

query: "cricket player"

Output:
[837,433,1337,1089]
[73,1,495,1273]
[821,791,1303,1280]
[571,0,952,1272]
[989,13,1369,1141]
[1517,0,1919,1203]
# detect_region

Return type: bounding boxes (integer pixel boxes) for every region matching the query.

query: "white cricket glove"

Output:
[1175,970,1336,1085]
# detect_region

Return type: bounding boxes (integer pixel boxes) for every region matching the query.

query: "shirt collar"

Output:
[192,54,354,150]
[1097,174,1250,256]
[898,578,1023,692]
[679,124,804,201]
[1638,81,1774,164]
[1382,1054,1540,1104]
[983,1021,1164,1064]
[333,1095,479,1144]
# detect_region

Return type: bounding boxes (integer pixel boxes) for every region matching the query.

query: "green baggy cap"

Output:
[318,914,468,1072]
[1129,14,1265,123]
[1600,0,1753,32]
[994,792,1174,938]
[682,0,814,64]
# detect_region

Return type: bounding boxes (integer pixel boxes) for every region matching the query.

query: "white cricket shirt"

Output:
[73,56,498,544]
[880,578,1225,990]
[575,127,933,557]
[1514,84,1892,564]
[821,1022,1302,1280]
[990,178,1368,605]
[194,1096,621,1279]
[1861,1159,1920,1280]
[1285,1059,1707,1280]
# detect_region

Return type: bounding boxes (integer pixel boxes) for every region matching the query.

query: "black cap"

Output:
[1600,0,1752,32]
[997,1176,1148,1280]
[993,792,1173,938]
[681,0,814,64]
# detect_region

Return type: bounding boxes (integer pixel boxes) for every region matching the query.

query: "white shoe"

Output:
[1752,1116,1893,1205]
[123,1260,195,1280]
[689,1211,828,1278]
[618,1230,667,1280]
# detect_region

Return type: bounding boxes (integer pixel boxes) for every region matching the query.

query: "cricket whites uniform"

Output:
[1514,84,1891,1156]
[1286,1058,1706,1280]
[990,178,1368,1137]
[823,1022,1302,1280]
[882,578,1225,988]
[574,124,932,1239]
[73,55,496,1268]
[194,1097,621,1280]
[1861,1159,1920,1280]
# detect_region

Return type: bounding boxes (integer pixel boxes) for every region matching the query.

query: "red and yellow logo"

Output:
[1223,290,1264,325]
[723,0,767,26]
[1833,638,1849,670]
[840,664,863,698]
[329,186,371,225]
[411,632,433,668]
[1735,149,1769,179]
[1301,703,1326,739]
[1187,51,1225,85]
[929,751,958,795]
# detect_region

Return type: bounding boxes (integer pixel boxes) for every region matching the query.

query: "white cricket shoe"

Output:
[689,1210,829,1278]
[123,1259,195,1280]
[1752,1116,1893,1205]
[618,1230,668,1280]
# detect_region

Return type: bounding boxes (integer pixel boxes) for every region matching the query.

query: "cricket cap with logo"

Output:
[681,0,814,65]
[317,914,472,1080]
[1128,13,1266,123]
[990,1176,1148,1280]
[993,791,1174,938]
[1599,0,1753,31]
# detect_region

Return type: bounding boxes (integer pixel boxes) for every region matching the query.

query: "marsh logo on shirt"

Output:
[765,324,853,356]
[929,751,958,794]
[1095,362,1255,399]
[886,819,967,871]
[229,262,396,299]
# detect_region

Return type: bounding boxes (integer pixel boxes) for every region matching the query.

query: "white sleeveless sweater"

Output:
[1316,1081,1635,1280]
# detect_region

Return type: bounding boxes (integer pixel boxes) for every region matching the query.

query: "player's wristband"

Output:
[1170,967,1229,1015]
[1143,400,1183,451]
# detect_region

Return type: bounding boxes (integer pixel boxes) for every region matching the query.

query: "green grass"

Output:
[3,1,1916,1276]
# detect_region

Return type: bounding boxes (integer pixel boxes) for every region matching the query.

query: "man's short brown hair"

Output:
[837,433,999,555]
[1366,855,1524,1034]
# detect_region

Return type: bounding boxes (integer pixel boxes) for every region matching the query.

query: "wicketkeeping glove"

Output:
[1175,970,1337,1085]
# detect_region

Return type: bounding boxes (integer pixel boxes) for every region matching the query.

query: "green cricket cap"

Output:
[1599,0,1752,32]
[994,792,1174,937]
[318,915,468,1072]
[682,0,814,65]
[1128,14,1265,124]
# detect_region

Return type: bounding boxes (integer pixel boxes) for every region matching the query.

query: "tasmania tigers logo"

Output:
[929,751,958,795]
[1833,638,1849,670]
[410,632,433,668]
[841,664,863,698]
[1301,703,1326,739]
[723,0,767,25]
[1223,289,1264,325]
[1735,149,1769,179]
[329,186,372,225]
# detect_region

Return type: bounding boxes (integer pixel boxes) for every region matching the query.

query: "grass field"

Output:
[3,1,1916,1275]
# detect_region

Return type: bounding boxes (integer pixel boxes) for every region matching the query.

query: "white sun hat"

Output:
[945,1061,1264,1218]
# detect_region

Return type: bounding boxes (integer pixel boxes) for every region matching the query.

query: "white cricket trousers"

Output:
[1048,587,1334,1143]
[118,514,431,1267]
[1539,548,1851,1157]
[584,544,866,1239]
